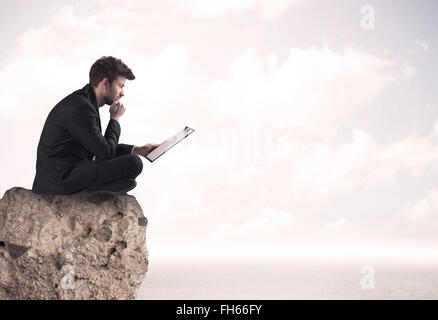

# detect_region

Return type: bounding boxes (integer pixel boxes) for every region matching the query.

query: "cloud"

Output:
[0,1,430,261]
[205,46,411,135]
[1,7,419,222]
[18,5,137,60]
[320,218,349,236]
[87,0,306,20]
[204,207,296,245]
[174,0,306,20]
[399,188,438,222]
[264,116,438,199]
[0,5,138,119]
[415,39,430,51]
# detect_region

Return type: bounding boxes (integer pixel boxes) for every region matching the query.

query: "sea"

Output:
[137,258,438,300]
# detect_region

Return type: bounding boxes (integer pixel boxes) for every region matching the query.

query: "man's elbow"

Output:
[95,146,117,161]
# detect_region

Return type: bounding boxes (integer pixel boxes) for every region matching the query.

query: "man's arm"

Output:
[103,103,160,158]
[66,103,120,160]
[131,143,161,157]
[115,143,135,157]
[116,144,159,157]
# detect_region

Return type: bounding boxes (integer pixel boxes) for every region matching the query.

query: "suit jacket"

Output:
[32,84,134,195]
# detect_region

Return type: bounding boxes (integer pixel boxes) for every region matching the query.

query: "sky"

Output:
[1,0,438,262]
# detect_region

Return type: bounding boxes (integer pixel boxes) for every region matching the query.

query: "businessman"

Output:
[32,56,159,195]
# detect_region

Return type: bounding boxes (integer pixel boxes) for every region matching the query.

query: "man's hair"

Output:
[89,56,135,87]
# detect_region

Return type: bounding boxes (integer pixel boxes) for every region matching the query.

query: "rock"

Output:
[0,187,148,300]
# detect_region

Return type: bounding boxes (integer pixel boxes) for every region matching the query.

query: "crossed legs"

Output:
[85,154,143,192]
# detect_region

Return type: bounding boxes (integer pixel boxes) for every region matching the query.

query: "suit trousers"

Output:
[85,154,143,190]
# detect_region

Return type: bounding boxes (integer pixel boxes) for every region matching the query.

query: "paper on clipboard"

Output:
[146,126,195,162]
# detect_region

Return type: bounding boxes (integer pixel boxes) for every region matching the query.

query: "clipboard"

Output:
[146,126,195,162]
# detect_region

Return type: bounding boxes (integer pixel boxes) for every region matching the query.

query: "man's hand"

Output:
[133,143,161,157]
[110,100,125,121]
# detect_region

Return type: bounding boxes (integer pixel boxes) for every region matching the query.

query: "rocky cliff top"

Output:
[0,187,149,300]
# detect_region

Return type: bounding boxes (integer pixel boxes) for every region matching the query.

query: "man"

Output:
[32,56,160,195]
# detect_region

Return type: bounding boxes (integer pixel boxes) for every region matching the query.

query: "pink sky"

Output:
[1,0,438,262]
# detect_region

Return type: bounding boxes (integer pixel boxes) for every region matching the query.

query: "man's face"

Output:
[103,76,126,105]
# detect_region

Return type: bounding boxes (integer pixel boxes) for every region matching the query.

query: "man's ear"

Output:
[101,78,110,90]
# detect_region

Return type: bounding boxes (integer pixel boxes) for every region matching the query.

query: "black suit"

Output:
[32,84,137,195]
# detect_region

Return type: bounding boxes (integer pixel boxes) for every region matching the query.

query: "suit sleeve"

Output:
[116,143,135,157]
[67,103,120,160]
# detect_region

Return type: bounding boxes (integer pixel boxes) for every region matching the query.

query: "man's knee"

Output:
[129,154,143,176]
